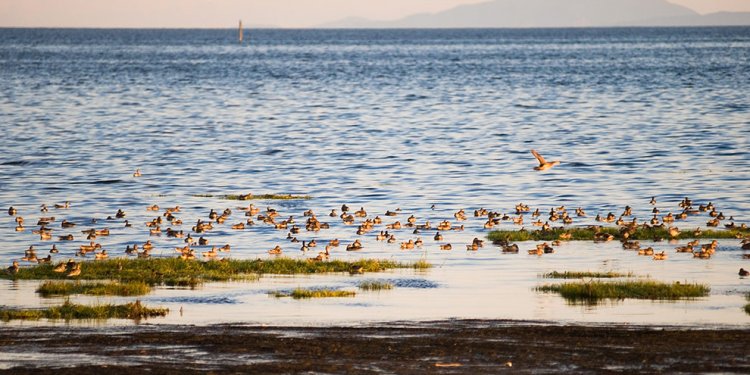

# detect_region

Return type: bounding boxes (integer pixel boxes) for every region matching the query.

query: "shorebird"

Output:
[531,149,560,171]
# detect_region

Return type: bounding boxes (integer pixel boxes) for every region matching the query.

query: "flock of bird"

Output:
[2,152,749,278]
[4,192,750,278]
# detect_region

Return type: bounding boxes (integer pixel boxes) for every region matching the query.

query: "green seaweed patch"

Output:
[536,280,709,304]
[358,280,395,291]
[2,258,428,286]
[542,271,635,279]
[488,226,746,242]
[272,288,356,299]
[0,300,168,321]
[37,281,151,297]
[192,193,312,200]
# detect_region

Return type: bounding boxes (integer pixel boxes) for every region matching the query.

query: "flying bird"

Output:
[530,149,560,171]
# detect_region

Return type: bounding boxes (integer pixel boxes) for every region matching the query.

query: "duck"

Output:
[142,240,154,251]
[653,251,667,261]
[178,250,194,260]
[53,261,68,273]
[133,169,142,177]
[126,245,138,255]
[67,263,82,277]
[662,213,674,223]
[95,250,109,260]
[220,244,231,252]
[49,244,59,254]
[231,222,245,230]
[594,232,614,242]
[354,207,367,218]
[675,244,693,253]
[268,245,283,255]
[649,196,656,205]
[439,244,452,251]
[434,232,443,241]
[61,220,76,228]
[502,243,519,253]
[8,206,17,216]
[6,261,19,274]
[349,265,364,275]
[329,239,340,247]
[739,268,749,277]
[638,247,655,256]
[530,149,560,171]
[115,209,126,218]
[386,221,402,230]
[400,240,415,250]
[146,204,159,211]
[346,239,363,251]
[202,247,219,258]
[37,255,51,265]
[668,227,680,239]
[184,234,195,245]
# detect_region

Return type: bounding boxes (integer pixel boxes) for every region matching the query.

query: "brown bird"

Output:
[531,149,560,171]
[740,268,749,277]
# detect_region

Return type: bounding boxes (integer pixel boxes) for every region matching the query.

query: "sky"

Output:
[1,0,749,28]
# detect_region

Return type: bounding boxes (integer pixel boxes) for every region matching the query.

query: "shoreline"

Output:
[2,319,749,373]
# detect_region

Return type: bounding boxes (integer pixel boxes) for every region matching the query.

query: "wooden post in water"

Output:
[239,20,243,43]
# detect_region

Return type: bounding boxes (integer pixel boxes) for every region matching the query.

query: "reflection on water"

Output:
[0,27,749,327]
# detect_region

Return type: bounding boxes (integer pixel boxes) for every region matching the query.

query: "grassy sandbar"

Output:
[2,258,429,287]
[358,280,395,291]
[36,281,151,297]
[489,227,746,242]
[0,300,168,321]
[536,280,709,304]
[542,271,635,279]
[272,288,356,299]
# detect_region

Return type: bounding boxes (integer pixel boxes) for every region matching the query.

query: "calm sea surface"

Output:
[0,27,749,326]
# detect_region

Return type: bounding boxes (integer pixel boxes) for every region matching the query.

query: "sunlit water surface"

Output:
[0,28,749,327]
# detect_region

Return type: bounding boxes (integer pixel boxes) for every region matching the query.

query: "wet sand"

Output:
[1,320,748,374]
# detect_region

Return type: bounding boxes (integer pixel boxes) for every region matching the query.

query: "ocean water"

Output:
[0,27,749,326]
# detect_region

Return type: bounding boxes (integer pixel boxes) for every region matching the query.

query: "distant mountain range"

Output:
[319,0,750,28]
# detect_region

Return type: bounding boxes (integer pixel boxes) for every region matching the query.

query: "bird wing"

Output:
[530,149,546,165]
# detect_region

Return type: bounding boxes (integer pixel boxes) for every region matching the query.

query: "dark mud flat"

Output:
[1,320,749,374]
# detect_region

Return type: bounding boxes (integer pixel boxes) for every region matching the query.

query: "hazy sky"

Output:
[1,0,749,28]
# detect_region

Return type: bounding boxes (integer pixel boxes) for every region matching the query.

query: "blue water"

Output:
[1,28,749,325]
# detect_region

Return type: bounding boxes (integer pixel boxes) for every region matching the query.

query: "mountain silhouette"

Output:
[320,0,750,28]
